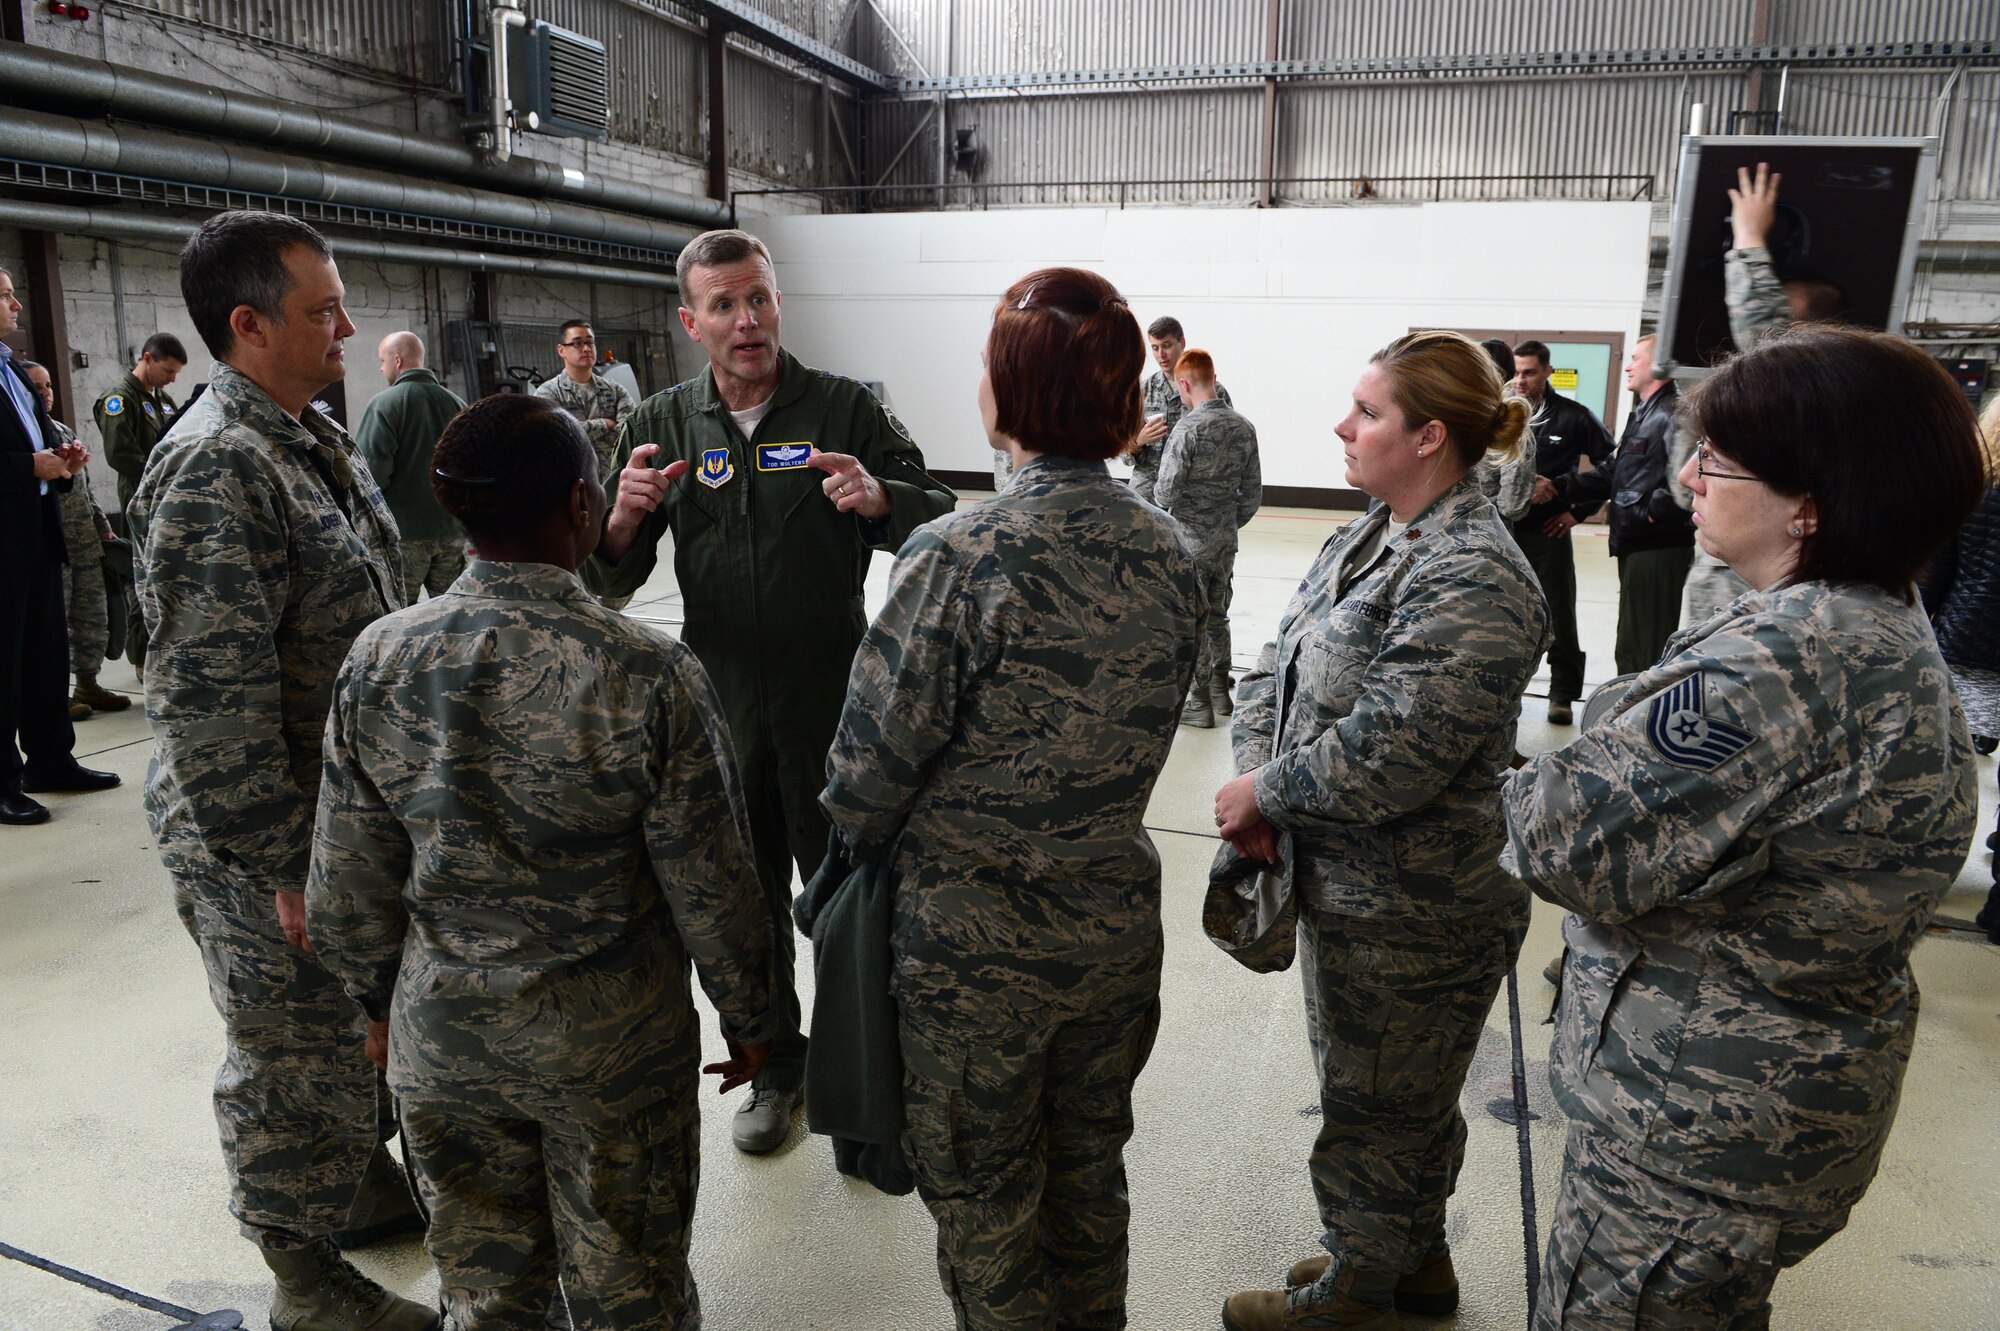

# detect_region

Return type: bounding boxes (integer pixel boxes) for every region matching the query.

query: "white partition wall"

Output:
[752,202,1653,494]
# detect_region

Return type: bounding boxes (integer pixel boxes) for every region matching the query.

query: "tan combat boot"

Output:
[68,699,92,722]
[1210,667,1235,716]
[72,675,131,712]
[1181,689,1215,729]
[1224,1258,1399,1331]
[262,1239,438,1331]
[1288,1246,1459,1317]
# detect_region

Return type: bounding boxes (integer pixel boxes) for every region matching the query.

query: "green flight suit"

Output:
[95,369,178,670]
[590,348,957,1093]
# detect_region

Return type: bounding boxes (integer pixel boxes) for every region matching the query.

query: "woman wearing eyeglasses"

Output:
[1503,325,1985,1330]
[819,267,1203,1331]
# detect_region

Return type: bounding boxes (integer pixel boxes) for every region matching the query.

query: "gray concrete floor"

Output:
[2,510,1996,1331]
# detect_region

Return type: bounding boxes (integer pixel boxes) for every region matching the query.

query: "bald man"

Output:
[353,333,469,603]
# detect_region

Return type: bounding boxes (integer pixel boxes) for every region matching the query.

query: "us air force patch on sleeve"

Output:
[103,394,124,416]
[1648,671,1754,771]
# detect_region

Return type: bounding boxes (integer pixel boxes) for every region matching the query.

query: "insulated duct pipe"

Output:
[0,43,733,230]
[489,0,529,164]
[0,199,679,289]
[0,107,696,255]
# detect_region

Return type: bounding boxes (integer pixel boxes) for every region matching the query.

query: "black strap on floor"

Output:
[1506,968,1541,1324]
[0,1239,242,1328]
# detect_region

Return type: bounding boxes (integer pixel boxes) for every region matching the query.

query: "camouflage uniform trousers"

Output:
[1299,903,1525,1281]
[1128,450,1161,507]
[900,982,1162,1331]
[1192,543,1237,683]
[173,868,384,1241]
[402,1080,702,1331]
[1535,1125,1848,1331]
[60,539,108,678]
[399,537,469,606]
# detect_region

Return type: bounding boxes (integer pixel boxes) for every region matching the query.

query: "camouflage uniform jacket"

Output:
[1233,477,1549,924]
[53,421,111,563]
[1134,371,1230,491]
[1473,426,1537,523]
[130,363,402,892]
[352,367,468,542]
[820,455,1205,1020]
[308,561,775,1120]
[535,369,635,481]
[1725,245,1789,352]
[95,369,178,511]
[1501,581,1978,1212]
[1154,399,1262,554]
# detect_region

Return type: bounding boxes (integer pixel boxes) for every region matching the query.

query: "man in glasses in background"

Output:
[536,319,635,485]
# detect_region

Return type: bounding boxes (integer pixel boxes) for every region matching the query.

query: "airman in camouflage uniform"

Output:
[536,363,636,482]
[821,453,1204,1331]
[1154,391,1261,726]
[1133,368,1230,504]
[1225,476,1549,1327]
[131,362,422,1313]
[309,559,776,1331]
[1502,580,1977,1329]
[1472,421,1537,523]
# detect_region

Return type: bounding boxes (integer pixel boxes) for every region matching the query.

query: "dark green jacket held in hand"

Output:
[351,367,469,542]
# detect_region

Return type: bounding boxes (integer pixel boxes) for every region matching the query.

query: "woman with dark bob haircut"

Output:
[307,394,776,1329]
[820,267,1204,1330]
[1504,325,1984,1330]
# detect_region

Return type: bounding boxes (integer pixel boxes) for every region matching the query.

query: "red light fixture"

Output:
[47,1,89,17]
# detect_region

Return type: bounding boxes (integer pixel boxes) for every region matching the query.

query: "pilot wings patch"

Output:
[1647,671,1754,771]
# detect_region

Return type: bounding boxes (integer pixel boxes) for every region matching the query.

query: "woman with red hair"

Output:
[820,267,1204,1330]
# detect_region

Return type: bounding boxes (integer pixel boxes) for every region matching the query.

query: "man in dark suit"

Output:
[0,265,119,825]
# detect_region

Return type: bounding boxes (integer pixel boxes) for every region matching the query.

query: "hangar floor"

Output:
[3,506,1995,1331]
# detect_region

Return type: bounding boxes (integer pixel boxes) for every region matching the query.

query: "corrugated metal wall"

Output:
[118,0,457,83]
[860,0,2000,206]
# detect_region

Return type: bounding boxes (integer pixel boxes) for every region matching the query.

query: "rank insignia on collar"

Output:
[1647,671,1754,771]
[756,442,812,470]
[697,446,735,489]
[103,394,124,415]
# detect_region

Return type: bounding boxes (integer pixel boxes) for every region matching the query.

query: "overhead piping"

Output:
[0,107,695,256]
[488,0,529,163]
[0,199,680,289]
[0,43,732,230]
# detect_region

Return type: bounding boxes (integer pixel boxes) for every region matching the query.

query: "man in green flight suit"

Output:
[95,332,186,677]
[592,228,957,1156]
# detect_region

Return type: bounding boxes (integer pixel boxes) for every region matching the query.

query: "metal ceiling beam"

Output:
[664,0,894,92]
[886,40,2000,98]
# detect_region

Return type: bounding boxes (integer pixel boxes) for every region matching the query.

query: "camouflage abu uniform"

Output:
[130,363,403,1246]
[1472,420,1537,523]
[1154,398,1261,687]
[308,561,775,1330]
[353,367,469,604]
[52,421,113,680]
[1132,370,1229,504]
[820,454,1204,1331]
[1680,248,1787,626]
[535,369,635,482]
[1232,476,1548,1289]
[1502,581,1977,1329]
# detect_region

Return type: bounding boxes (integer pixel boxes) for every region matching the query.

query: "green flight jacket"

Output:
[589,349,956,821]
[95,370,178,512]
[351,367,469,542]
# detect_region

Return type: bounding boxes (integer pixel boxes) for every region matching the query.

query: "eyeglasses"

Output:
[560,337,597,349]
[1694,440,1758,482]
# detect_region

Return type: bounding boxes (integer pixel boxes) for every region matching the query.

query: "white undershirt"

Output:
[729,393,775,440]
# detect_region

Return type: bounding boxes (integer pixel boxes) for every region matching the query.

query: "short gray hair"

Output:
[675,228,774,294]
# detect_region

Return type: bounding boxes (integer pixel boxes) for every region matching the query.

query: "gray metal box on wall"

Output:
[508,20,611,141]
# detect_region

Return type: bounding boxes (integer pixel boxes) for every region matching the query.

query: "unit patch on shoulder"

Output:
[1647,671,1754,771]
[697,446,735,489]
[102,394,125,416]
[756,443,813,471]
